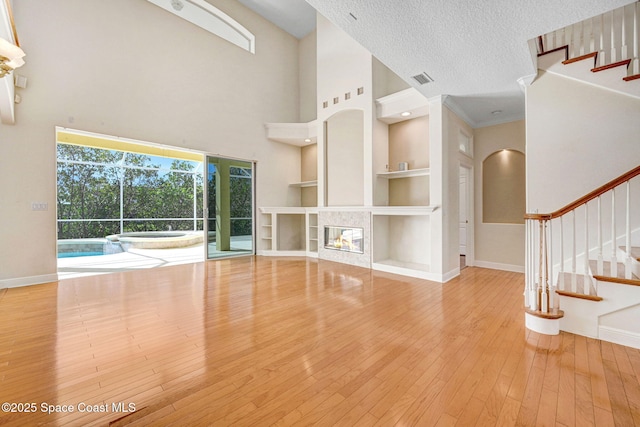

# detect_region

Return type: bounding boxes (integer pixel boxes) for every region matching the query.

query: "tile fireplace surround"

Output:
[318,210,371,268]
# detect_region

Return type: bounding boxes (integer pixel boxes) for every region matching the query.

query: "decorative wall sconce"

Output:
[0,37,25,78]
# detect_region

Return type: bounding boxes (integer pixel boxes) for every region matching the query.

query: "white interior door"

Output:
[459,166,468,255]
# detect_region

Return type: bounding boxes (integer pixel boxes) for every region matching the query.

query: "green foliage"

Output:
[57,145,206,239]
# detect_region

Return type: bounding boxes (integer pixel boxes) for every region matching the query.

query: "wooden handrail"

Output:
[525,164,640,221]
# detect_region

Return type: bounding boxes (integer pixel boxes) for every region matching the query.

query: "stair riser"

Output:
[558,282,640,347]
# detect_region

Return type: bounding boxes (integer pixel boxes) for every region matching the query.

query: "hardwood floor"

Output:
[1,257,639,426]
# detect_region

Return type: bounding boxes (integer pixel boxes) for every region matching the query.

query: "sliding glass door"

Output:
[205,156,255,259]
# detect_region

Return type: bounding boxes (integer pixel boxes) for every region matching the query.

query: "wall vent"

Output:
[411,72,434,85]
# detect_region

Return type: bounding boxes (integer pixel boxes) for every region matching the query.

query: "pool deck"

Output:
[57,244,206,280]
[58,237,254,280]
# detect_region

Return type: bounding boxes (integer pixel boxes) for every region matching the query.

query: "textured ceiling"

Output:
[244,0,635,127]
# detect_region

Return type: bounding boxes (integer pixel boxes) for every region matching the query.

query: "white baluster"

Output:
[626,181,632,279]
[588,17,596,53]
[537,220,544,310]
[596,15,606,67]
[549,219,554,302]
[611,189,618,277]
[564,25,574,58]
[572,210,577,292]
[622,4,629,60]
[542,220,549,313]
[531,219,538,309]
[584,206,590,295]
[611,10,618,62]
[543,33,552,53]
[634,2,640,74]
[529,219,538,311]
[575,21,582,56]
[559,216,565,291]
[597,196,604,275]
[524,219,530,307]
[574,22,583,58]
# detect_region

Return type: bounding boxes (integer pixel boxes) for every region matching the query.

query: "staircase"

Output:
[524,166,640,349]
[534,2,640,99]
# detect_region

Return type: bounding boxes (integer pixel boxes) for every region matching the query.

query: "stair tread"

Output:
[589,260,640,286]
[556,289,603,301]
[623,73,640,82]
[555,271,598,295]
[591,59,632,73]
[629,246,640,261]
[618,246,640,261]
[525,307,564,319]
[563,51,597,65]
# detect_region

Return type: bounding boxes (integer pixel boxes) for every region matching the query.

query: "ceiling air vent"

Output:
[411,72,434,85]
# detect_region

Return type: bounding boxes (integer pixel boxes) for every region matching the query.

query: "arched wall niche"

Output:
[482,149,525,224]
[324,109,365,207]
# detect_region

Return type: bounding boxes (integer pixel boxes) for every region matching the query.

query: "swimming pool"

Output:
[57,239,122,258]
[58,251,107,258]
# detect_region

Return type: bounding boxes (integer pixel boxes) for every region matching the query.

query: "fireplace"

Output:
[324,226,364,254]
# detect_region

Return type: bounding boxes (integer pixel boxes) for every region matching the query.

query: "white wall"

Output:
[326,110,364,206]
[527,71,640,212]
[298,30,317,123]
[315,13,372,207]
[0,0,301,285]
[445,107,474,275]
[427,99,474,280]
[474,120,526,271]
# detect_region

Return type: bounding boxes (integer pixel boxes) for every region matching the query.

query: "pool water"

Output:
[58,251,106,258]
[57,240,123,258]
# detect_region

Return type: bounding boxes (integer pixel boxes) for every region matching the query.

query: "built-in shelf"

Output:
[289,180,318,188]
[264,120,317,147]
[376,168,430,179]
[259,207,318,258]
[375,88,429,124]
[371,206,438,215]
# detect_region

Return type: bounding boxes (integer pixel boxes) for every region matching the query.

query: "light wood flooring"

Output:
[1,257,639,426]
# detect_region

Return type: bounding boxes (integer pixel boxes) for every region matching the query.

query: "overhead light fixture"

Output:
[304,138,311,143]
[0,38,25,78]
[401,111,411,117]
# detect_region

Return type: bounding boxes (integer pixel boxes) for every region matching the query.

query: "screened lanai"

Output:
[56,129,255,278]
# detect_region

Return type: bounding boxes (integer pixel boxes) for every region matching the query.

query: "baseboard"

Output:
[599,325,640,350]
[441,267,460,283]
[474,260,525,273]
[0,273,59,289]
